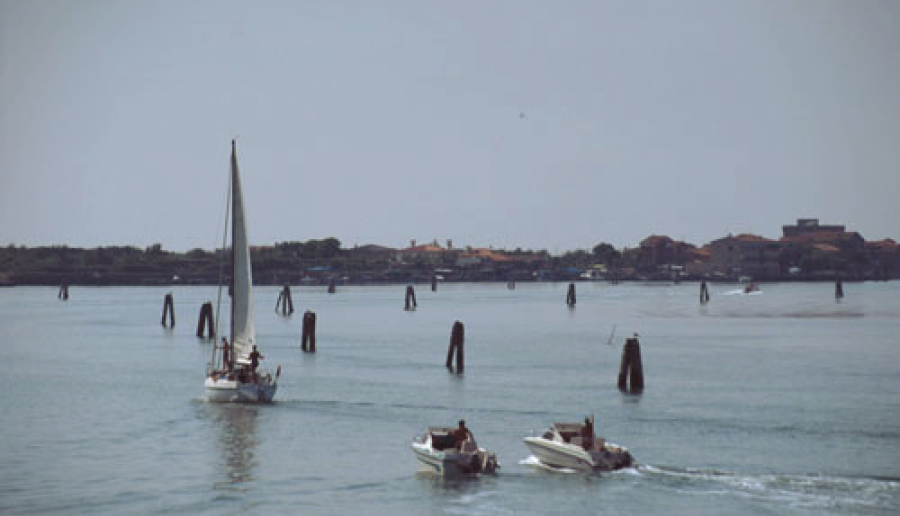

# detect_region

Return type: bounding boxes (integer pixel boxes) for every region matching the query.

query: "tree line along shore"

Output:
[2,225,897,287]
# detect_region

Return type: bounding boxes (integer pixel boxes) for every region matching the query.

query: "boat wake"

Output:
[722,289,763,296]
[638,464,900,511]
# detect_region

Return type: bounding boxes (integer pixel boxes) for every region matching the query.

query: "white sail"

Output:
[230,140,256,362]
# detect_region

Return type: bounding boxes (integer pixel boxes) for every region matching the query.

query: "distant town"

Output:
[1,218,897,286]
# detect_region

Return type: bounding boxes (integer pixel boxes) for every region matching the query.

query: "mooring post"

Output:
[58,281,69,301]
[301,310,317,352]
[196,301,214,338]
[161,292,175,328]
[508,279,515,290]
[276,284,294,315]
[700,280,710,304]
[446,320,464,373]
[431,275,438,292]
[327,277,336,294]
[835,277,844,299]
[566,283,576,307]
[617,335,644,393]
[405,285,417,310]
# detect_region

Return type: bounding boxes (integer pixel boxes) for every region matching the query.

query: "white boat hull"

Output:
[410,431,498,476]
[205,376,277,403]
[524,437,595,472]
[524,429,634,472]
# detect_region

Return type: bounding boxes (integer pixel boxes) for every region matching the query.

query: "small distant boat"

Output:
[743,282,760,294]
[204,140,280,403]
[523,421,633,472]
[411,425,499,476]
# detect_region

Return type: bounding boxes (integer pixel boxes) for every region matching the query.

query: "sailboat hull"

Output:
[205,376,277,403]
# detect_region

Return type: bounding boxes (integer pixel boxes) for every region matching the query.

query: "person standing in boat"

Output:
[221,337,231,370]
[582,417,594,451]
[249,345,263,382]
[453,420,474,449]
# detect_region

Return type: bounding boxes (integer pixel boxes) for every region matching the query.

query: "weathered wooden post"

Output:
[431,275,438,292]
[301,310,317,352]
[566,283,576,307]
[446,320,464,373]
[161,292,175,327]
[58,281,69,301]
[327,277,336,294]
[405,285,417,310]
[196,301,214,338]
[617,334,644,393]
[276,284,294,314]
[835,277,844,299]
[700,280,710,304]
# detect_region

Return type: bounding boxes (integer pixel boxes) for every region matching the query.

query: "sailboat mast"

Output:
[230,139,237,371]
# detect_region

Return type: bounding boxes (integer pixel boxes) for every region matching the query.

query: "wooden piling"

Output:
[617,336,644,393]
[196,301,214,338]
[161,292,175,328]
[700,280,710,304]
[327,278,336,294]
[835,277,844,299]
[566,283,576,307]
[276,284,294,315]
[507,279,515,290]
[405,285,417,310]
[301,310,317,352]
[431,275,438,292]
[58,281,69,301]
[446,320,464,373]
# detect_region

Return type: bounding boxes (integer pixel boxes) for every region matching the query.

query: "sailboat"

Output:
[205,140,280,403]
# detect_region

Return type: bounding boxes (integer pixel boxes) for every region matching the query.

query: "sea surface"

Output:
[2,281,899,515]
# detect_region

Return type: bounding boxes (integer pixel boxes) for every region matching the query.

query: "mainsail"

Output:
[230,140,256,363]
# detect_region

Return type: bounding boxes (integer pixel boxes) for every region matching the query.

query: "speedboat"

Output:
[411,426,499,476]
[523,422,633,472]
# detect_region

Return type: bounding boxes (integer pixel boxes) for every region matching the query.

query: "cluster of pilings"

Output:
[404,285,417,311]
[301,310,317,352]
[276,284,294,315]
[446,321,465,374]
[161,292,175,328]
[618,335,644,393]
[196,301,214,338]
[700,280,710,304]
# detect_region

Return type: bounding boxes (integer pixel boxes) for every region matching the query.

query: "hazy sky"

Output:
[2,0,898,252]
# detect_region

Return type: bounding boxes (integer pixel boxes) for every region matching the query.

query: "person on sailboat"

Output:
[221,337,231,370]
[249,345,263,381]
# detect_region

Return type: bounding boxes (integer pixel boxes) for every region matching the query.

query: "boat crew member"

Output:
[582,417,594,451]
[249,345,263,382]
[453,420,474,449]
[222,337,231,370]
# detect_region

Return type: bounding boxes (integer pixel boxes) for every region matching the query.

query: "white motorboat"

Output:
[523,422,633,472]
[204,140,280,403]
[411,426,499,476]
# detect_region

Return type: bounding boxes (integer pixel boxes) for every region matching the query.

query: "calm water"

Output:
[2,282,899,515]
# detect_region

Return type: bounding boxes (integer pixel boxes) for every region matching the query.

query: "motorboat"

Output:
[523,422,633,472]
[411,426,499,476]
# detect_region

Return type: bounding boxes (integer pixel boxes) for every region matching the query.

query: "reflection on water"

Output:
[206,404,260,489]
